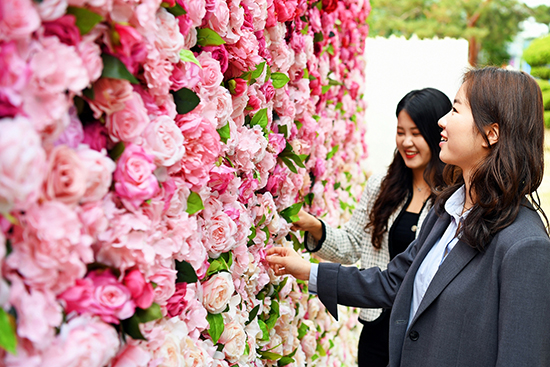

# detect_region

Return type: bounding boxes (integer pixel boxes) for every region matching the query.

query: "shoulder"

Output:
[365,171,387,193]
[492,204,550,252]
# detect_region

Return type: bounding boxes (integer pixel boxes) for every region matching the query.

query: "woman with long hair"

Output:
[268,67,550,366]
[292,87,451,367]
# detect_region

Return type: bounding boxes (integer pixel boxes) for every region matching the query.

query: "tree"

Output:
[367,0,530,66]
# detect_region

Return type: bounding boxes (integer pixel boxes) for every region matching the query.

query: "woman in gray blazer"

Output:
[267,67,550,367]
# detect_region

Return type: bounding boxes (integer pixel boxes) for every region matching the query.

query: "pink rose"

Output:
[43,144,88,206]
[123,269,154,309]
[219,321,247,363]
[0,0,41,41]
[0,116,46,213]
[59,269,136,324]
[78,38,103,83]
[111,344,151,367]
[208,165,236,194]
[170,114,221,189]
[36,0,69,22]
[203,210,238,257]
[54,107,84,149]
[185,0,206,26]
[202,45,229,74]
[112,23,147,75]
[42,315,120,367]
[114,144,159,209]
[106,92,150,143]
[142,115,185,167]
[143,54,173,98]
[0,41,29,107]
[206,0,229,37]
[77,146,116,203]
[165,282,188,317]
[201,272,235,314]
[42,14,80,46]
[154,9,184,63]
[149,266,177,305]
[238,175,259,203]
[83,121,109,151]
[227,78,247,97]
[197,52,224,97]
[170,61,202,91]
[231,125,267,172]
[88,77,133,118]
[133,84,177,119]
[260,81,275,102]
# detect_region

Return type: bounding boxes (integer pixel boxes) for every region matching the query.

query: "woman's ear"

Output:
[484,123,499,147]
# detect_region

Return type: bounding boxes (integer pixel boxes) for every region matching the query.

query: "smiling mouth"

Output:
[404,151,419,157]
[440,136,448,142]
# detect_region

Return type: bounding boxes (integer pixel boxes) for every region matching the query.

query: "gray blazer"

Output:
[317,202,550,366]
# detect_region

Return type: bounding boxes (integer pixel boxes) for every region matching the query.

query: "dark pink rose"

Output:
[83,121,109,152]
[0,93,20,118]
[202,45,229,74]
[208,165,236,194]
[42,15,81,46]
[123,269,154,309]
[260,81,275,102]
[112,24,147,75]
[170,61,201,91]
[322,0,338,13]
[275,0,298,22]
[165,282,188,317]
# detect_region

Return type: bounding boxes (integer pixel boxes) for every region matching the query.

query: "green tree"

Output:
[531,4,550,26]
[368,0,530,66]
[523,34,550,79]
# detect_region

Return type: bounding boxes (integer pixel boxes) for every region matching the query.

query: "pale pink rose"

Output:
[170,61,201,91]
[154,9,184,63]
[170,114,221,189]
[208,165,236,194]
[41,315,120,367]
[143,52,173,98]
[78,200,110,242]
[111,344,151,367]
[186,0,206,26]
[43,144,88,206]
[123,269,155,309]
[106,92,150,143]
[165,178,190,217]
[36,0,68,21]
[8,277,63,348]
[201,272,235,314]
[212,86,233,129]
[22,91,72,144]
[149,266,177,305]
[203,210,238,257]
[141,115,185,166]
[83,121,109,151]
[301,332,317,358]
[197,52,224,97]
[206,0,229,36]
[0,0,40,40]
[151,318,187,366]
[230,244,250,279]
[0,41,29,107]
[42,14,80,46]
[77,146,116,203]
[182,338,215,366]
[219,320,247,363]
[114,144,159,209]
[89,78,133,118]
[59,269,136,324]
[132,0,160,34]
[29,36,89,95]
[0,117,46,213]
[78,39,103,83]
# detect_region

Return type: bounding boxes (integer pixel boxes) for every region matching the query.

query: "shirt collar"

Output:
[444,185,468,222]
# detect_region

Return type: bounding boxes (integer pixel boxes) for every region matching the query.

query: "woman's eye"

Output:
[452,107,458,113]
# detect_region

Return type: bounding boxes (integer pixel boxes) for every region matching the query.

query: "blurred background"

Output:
[362,0,550,212]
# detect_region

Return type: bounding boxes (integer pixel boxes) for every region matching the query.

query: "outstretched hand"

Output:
[290,210,323,242]
[266,247,312,281]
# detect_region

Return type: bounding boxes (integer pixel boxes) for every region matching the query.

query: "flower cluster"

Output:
[0,0,370,365]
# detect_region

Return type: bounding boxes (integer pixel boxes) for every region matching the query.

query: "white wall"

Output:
[363,36,470,175]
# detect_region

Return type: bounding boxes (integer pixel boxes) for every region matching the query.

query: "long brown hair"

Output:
[435,67,548,250]
[367,88,451,249]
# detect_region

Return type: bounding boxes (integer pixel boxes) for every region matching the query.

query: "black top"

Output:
[388,210,420,260]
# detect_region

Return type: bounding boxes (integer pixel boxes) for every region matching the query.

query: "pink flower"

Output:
[42,14,81,46]
[260,81,275,102]
[154,9,184,63]
[268,133,287,155]
[219,320,247,363]
[165,282,188,317]
[77,146,116,203]
[197,52,224,97]
[78,38,103,83]
[0,0,41,41]
[231,125,267,172]
[111,344,151,367]
[143,53,173,98]
[170,61,202,91]
[0,116,46,213]
[112,23,148,75]
[274,0,298,22]
[123,269,155,309]
[208,165,236,194]
[89,78,133,118]
[171,114,221,189]
[114,144,159,209]
[106,92,150,143]
[238,174,259,203]
[83,121,109,151]
[149,266,177,305]
[0,41,29,107]
[54,107,84,149]
[201,272,234,314]
[206,0,229,38]
[142,115,185,167]
[227,78,247,97]
[204,209,238,257]
[41,315,121,367]
[59,269,136,324]
[43,144,88,206]
[202,45,229,74]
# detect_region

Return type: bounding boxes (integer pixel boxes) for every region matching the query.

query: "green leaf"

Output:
[304,193,314,205]
[206,257,229,277]
[271,72,290,89]
[246,305,260,325]
[179,49,201,68]
[313,32,324,43]
[316,341,326,357]
[278,124,288,137]
[66,6,103,35]
[135,303,162,323]
[251,62,266,79]
[108,142,125,161]
[197,28,226,46]
[250,108,268,129]
[207,313,225,344]
[175,259,198,283]
[326,44,334,55]
[247,226,257,246]
[321,85,331,94]
[326,144,339,159]
[172,87,200,115]
[328,78,343,86]
[164,2,187,16]
[121,315,147,340]
[290,232,303,251]
[280,156,297,174]
[261,226,270,245]
[278,356,295,366]
[265,64,272,83]
[186,191,204,215]
[265,300,279,329]
[101,54,139,84]
[279,202,303,223]
[220,251,233,269]
[258,319,269,341]
[0,308,16,354]
[259,351,283,360]
[82,87,95,100]
[300,24,309,35]
[217,122,230,144]
[297,322,309,339]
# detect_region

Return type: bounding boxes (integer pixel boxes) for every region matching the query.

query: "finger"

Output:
[266,255,286,266]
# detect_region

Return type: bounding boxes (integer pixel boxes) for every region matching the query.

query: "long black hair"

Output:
[367,88,452,249]
[435,67,548,250]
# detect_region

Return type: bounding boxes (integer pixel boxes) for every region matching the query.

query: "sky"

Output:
[523,0,550,6]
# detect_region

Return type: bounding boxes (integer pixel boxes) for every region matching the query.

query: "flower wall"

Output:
[0,0,370,364]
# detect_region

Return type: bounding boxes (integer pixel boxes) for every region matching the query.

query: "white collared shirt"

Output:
[409,185,468,325]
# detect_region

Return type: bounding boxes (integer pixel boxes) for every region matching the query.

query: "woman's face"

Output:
[438,83,490,177]
[395,110,432,174]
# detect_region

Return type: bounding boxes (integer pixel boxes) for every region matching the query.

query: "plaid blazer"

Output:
[306,171,432,321]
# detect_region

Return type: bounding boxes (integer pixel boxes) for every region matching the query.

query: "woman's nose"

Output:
[438,113,448,128]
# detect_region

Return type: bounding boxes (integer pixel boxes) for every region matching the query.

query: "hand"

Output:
[266,247,312,281]
[290,210,323,242]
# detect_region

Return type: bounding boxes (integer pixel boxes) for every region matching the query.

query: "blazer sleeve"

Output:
[317,233,421,320]
[305,173,383,265]
[496,235,550,366]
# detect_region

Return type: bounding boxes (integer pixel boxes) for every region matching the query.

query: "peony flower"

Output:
[42,14,81,46]
[106,92,150,143]
[123,269,155,309]
[77,146,116,203]
[170,60,202,91]
[114,144,159,209]
[0,0,41,41]
[111,344,151,367]
[141,115,185,167]
[78,38,103,83]
[201,272,235,314]
[208,165,236,194]
[219,320,247,363]
[203,210,238,258]
[154,9,184,63]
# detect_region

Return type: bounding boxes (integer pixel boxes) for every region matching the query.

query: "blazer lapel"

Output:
[409,239,479,326]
